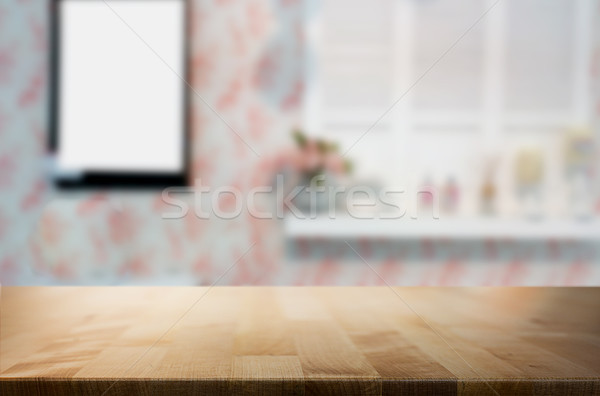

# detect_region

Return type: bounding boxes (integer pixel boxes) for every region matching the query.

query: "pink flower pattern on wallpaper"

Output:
[1,0,600,285]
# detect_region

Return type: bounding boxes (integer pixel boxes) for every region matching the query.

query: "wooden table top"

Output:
[1,287,599,395]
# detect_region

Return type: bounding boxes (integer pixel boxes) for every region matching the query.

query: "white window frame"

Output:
[303,0,595,188]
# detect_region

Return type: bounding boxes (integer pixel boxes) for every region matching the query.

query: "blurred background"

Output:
[1,0,599,285]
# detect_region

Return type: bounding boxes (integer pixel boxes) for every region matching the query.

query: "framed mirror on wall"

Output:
[49,0,189,189]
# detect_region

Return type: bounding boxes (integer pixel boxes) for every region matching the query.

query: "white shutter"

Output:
[317,0,395,133]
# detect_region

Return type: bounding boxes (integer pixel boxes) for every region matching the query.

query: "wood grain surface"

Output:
[1,287,599,395]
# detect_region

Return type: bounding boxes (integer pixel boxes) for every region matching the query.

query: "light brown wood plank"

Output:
[521,333,600,375]
[233,289,297,356]
[317,288,457,395]
[1,287,599,395]
[230,356,304,395]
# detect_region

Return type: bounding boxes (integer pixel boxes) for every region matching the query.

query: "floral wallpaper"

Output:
[0,0,599,285]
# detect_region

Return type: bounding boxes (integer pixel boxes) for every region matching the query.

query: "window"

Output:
[304,0,594,216]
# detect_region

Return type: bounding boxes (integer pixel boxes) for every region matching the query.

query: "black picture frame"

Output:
[48,0,190,190]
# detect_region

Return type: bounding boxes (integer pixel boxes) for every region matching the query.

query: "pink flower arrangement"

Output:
[274,130,352,182]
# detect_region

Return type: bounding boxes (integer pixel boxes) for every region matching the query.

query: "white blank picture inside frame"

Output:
[53,0,187,185]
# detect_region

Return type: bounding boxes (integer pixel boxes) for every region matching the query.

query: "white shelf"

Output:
[284,216,600,240]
